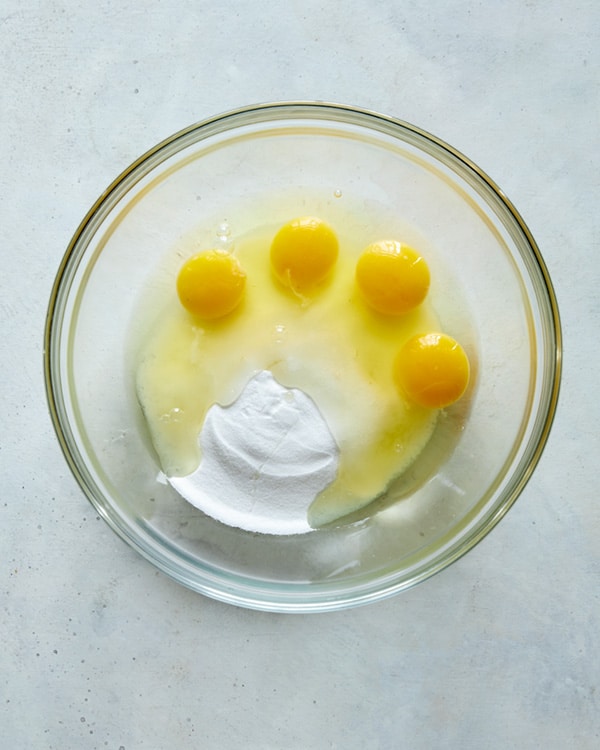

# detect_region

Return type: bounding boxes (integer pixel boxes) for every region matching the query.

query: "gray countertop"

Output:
[2,1,598,748]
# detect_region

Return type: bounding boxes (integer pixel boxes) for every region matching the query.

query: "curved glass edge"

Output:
[43,101,563,613]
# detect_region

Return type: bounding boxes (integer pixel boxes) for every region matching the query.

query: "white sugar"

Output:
[169,371,339,535]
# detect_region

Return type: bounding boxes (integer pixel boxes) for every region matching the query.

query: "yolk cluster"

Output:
[175,216,470,409]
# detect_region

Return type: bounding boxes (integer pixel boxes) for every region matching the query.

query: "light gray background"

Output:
[2,1,598,748]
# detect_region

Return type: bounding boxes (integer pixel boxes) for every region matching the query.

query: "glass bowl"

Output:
[44,102,561,612]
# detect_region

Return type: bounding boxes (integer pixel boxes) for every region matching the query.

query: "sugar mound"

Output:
[169,371,339,535]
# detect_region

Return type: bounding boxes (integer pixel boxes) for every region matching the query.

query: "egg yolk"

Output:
[355,240,430,315]
[270,216,339,292]
[176,250,246,319]
[394,332,470,409]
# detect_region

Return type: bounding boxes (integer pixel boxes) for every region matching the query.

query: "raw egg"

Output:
[355,240,430,315]
[394,332,470,409]
[176,249,246,319]
[270,216,338,293]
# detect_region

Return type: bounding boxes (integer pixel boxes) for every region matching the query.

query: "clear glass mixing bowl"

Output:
[45,102,561,612]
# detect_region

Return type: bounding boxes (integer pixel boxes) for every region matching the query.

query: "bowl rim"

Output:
[44,100,562,612]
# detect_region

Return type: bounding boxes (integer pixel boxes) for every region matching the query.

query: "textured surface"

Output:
[1,1,599,748]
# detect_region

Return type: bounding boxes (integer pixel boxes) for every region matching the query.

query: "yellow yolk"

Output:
[270,216,338,293]
[355,240,430,315]
[394,332,470,409]
[176,249,246,319]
